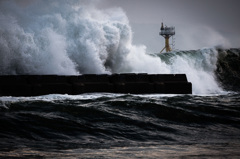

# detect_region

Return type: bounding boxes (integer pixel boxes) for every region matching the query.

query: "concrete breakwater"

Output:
[0,74,192,96]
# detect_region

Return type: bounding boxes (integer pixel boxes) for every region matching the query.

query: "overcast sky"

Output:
[98,0,240,52]
[1,0,240,52]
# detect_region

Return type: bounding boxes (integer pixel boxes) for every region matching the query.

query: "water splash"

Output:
[0,0,232,94]
[0,0,135,74]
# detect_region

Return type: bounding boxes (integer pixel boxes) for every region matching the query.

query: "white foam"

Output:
[162,48,223,94]
[0,0,226,95]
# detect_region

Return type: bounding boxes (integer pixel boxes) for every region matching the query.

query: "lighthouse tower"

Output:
[159,22,175,53]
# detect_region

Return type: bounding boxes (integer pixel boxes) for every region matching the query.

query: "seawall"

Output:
[0,74,192,96]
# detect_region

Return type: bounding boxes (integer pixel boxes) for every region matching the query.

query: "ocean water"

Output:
[1,48,240,158]
[1,0,240,158]
[0,92,240,158]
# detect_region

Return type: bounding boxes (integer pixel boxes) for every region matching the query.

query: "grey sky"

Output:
[98,0,240,51]
[1,0,240,52]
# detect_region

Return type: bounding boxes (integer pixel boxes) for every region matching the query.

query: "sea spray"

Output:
[0,0,166,75]
[0,0,230,94]
[0,0,134,74]
[156,48,223,94]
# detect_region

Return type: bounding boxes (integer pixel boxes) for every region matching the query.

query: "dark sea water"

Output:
[0,93,240,158]
[1,0,240,157]
[1,48,240,158]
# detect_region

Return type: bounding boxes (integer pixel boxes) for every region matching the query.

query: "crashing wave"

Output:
[0,0,239,94]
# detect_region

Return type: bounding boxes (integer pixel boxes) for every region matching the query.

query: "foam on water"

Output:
[156,48,224,94]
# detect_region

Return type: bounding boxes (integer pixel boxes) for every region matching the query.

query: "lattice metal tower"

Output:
[159,22,175,53]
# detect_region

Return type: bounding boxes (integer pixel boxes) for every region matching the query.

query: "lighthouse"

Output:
[159,22,175,53]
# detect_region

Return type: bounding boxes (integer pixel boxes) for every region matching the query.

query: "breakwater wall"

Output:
[0,74,192,96]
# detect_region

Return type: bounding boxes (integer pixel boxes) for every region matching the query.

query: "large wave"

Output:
[0,0,137,74]
[155,48,222,94]
[0,0,239,94]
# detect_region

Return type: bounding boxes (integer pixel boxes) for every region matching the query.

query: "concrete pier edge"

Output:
[0,74,192,96]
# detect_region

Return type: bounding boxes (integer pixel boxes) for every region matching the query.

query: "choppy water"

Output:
[1,93,240,158]
[1,0,240,158]
[1,36,240,159]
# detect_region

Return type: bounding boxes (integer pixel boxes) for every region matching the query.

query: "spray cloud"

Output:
[0,0,226,94]
[0,0,150,74]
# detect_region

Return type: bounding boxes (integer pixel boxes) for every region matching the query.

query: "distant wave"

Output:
[215,48,240,91]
